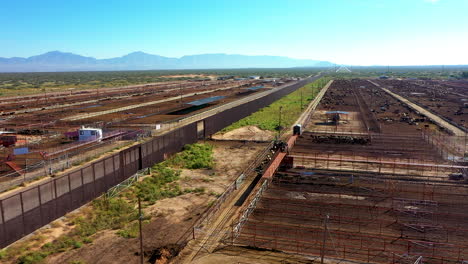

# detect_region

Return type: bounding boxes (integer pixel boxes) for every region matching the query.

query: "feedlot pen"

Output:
[234,172,468,264]
[229,79,468,264]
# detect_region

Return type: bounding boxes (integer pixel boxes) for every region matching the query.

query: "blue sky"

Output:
[1,0,468,65]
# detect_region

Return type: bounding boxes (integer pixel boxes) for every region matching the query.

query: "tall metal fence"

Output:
[0,75,320,249]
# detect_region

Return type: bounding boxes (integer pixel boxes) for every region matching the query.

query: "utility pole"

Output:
[301,89,304,110]
[138,196,144,264]
[278,106,283,139]
[320,214,329,264]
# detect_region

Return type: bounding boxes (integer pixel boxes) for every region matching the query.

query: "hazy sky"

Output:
[2,0,468,65]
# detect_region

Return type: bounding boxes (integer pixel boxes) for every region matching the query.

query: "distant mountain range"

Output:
[0,51,333,72]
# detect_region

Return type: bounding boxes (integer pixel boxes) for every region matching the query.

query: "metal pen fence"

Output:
[0,130,148,193]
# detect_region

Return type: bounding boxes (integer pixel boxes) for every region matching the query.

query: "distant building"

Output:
[78,126,103,141]
[248,76,261,80]
[217,75,234,81]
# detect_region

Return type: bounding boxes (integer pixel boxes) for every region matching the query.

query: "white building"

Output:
[78,126,103,141]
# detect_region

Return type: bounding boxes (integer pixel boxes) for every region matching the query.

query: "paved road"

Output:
[368,80,466,137]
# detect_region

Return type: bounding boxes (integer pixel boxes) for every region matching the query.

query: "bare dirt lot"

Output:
[212,125,274,141]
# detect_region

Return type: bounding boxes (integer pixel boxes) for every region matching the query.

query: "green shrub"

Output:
[17,197,140,262]
[84,198,139,232]
[82,237,93,244]
[184,187,206,194]
[17,252,48,264]
[72,241,83,249]
[133,164,183,203]
[166,143,214,169]
[117,221,140,238]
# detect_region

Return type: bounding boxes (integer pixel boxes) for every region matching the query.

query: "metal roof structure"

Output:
[246,86,264,91]
[325,111,350,115]
[187,96,226,106]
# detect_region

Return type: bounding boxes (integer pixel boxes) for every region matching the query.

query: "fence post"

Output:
[0,199,6,243]
[68,174,72,209]
[19,192,25,235]
[92,163,97,197]
[37,185,43,226]
[80,168,85,202]
[103,157,108,190]
[53,179,58,218]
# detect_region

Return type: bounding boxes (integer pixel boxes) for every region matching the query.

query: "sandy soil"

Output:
[212,126,274,141]
[190,245,354,264]
[47,194,209,264]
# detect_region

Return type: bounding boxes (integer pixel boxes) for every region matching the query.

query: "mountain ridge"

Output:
[0,51,333,72]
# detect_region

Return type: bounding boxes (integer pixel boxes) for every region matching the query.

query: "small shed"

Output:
[78,127,103,141]
[187,96,226,106]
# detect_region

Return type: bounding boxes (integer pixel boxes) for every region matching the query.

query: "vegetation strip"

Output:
[221,77,331,132]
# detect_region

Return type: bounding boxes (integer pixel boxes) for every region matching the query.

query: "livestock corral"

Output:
[229,79,468,264]
[373,79,468,131]
[0,77,293,182]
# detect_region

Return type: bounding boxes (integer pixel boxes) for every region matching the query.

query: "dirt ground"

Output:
[212,126,274,141]
[46,194,209,264]
[4,140,267,264]
[190,246,320,264]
